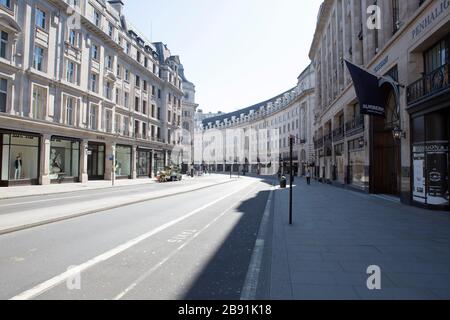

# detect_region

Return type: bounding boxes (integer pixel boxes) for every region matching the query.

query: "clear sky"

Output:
[124,0,323,114]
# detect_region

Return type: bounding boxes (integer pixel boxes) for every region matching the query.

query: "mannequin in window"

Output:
[14,155,22,180]
[50,149,62,174]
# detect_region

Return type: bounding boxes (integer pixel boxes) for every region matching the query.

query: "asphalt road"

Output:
[0,177,272,300]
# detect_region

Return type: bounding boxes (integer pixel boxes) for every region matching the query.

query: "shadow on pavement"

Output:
[181,179,273,300]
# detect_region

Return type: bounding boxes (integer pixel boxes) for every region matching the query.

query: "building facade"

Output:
[201,64,315,176]
[0,0,188,186]
[310,0,449,210]
[179,61,198,172]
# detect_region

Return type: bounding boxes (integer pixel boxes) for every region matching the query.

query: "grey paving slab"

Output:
[291,284,360,300]
[269,178,450,300]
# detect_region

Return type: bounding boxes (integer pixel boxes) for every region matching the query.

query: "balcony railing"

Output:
[314,136,324,149]
[345,116,365,137]
[332,126,345,142]
[407,63,450,105]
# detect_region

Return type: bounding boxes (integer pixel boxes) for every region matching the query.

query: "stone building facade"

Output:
[310,0,449,210]
[201,64,315,176]
[0,0,189,186]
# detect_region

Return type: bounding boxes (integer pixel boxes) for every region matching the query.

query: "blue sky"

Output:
[124,0,323,113]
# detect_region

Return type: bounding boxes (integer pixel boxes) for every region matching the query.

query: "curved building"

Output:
[202,64,315,176]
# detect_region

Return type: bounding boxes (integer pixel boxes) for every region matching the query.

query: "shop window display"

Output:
[1,133,39,182]
[49,138,80,180]
[116,145,132,178]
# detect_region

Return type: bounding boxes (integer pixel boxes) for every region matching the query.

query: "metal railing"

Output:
[345,116,365,137]
[407,63,449,105]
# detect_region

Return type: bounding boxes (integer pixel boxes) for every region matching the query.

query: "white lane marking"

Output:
[241,185,274,300]
[114,184,262,300]
[10,181,254,301]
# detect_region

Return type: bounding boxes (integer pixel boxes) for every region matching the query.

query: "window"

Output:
[66,60,77,83]
[108,23,114,38]
[0,31,8,59]
[124,92,129,108]
[157,107,161,120]
[89,104,97,130]
[90,73,98,92]
[92,44,99,61]
[152,85,156,96]
[116,88,120,105]
[35,8,46,29]
[134,120,140,137]
[424,39,449,74]
[94,10,101,28]
[135,97,140,112]
[158,89,161,99]
[115,114,121,133]
[0,0,11,9]
[32,85,46,120]
[126,42,131,55]
[104,109,112,133]
[105,55,113,69]
[144,57,148,68]
[137,51,141,63]
[125,69,130,82]
[123,117,129,135]
[392,0,400,34]
[68,29,78,47]
[104,82,112,100]
[0,78,7,112]
[66,96,75,126]
[116,64,122,78]
[151,104,155,118]
[142,100,147,115]
[135,75,140,88]
[143,80,148,92]
[33,46,45,71]
[142,122,147,138]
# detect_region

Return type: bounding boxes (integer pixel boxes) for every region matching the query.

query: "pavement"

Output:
[0,178,159,200]
[268,178,450,300]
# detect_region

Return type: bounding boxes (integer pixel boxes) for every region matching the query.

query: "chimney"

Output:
[108,0,124,15]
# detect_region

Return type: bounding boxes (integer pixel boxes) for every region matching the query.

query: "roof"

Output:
[202,87,296,126]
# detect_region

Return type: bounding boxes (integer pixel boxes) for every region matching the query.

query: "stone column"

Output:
[40,134,51,185]
[132,145,137,179]
[104,142,115,181]
[79,139,89,183]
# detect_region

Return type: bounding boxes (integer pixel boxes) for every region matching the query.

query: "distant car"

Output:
[170,169,182,182]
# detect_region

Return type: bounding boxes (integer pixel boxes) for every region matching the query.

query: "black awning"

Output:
[345,60,392,118]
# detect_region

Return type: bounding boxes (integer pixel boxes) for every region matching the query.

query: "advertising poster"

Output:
[426,142,449,206]
[413,150,426,204]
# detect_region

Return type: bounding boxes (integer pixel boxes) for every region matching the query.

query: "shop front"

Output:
[411,109,449,210]
[87,142,105,180]
[347,137,366,190]
[153,150,165,176]
[50,136,80,183]
[407,33,449,211]
[334,143,345,184]
[137,148,152,178]
[115,145,132,179]
[0,130,40,186]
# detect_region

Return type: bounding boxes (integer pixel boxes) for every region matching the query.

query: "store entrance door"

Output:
[372,94,401,196]
[87,142,105,180]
